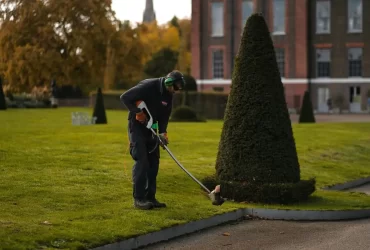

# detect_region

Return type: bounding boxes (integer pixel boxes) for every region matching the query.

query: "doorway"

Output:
[317,87,330,113]
[349,86,361,113]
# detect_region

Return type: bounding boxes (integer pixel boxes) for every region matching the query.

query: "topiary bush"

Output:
[0,78,7,110]
[214,13,315,204]
[299,90,315,123]
[170,105,206,122]
[183,75,197,91]
[92,87,107,124]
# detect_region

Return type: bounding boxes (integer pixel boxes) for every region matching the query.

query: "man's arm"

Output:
[158,97,173,134]
[120,81,150,113]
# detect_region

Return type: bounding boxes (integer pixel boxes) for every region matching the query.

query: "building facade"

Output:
[191,0,370,113]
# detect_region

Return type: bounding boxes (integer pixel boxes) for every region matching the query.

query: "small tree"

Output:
[299,90,315,123]
[143,48,179,78]
[182,74,197,106]
[213,13,315,204]
[0,77,7,110]
[92,87,107,124]
[333,94,345,114]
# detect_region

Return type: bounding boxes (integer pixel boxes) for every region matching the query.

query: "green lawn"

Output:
[1,108,370,249]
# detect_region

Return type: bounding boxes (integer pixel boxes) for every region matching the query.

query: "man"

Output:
[120,70,185,210]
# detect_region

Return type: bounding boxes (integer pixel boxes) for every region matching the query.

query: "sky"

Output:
[111,0,192,25]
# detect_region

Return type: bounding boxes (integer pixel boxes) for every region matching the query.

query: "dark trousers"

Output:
[128,121,160,201]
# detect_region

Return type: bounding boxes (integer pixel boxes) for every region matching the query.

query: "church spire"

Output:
[143,0,156,23]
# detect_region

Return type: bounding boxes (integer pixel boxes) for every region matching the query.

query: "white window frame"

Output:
[316,0,331,34]
[275,48,285,77]
[241,0,254,32]
[348,0,362,33]
[273,0,285,35]
[316,48,331,78]
[348,48,362,78]
[211,2,224,37]
[212,49,224,79]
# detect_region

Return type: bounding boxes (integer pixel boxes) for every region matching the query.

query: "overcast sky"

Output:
[111,0,191,25]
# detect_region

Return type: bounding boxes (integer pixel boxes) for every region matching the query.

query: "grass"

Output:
[1,108,370,249]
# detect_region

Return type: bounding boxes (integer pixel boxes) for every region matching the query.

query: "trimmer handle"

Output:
[136,100,154,129]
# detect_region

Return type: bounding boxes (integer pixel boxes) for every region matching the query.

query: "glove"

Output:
[135,111,147,123]
[159,133,168,147]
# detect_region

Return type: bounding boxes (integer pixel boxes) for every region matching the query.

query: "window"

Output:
[348,0,362,33]
[273,0,285,34]
[348,48,362,77]
[275,48,285,77]
[212,49,224,78]
[242,0,254,29]
[316,49,331,77]
[316,1,330,34]
[211,2,224,37]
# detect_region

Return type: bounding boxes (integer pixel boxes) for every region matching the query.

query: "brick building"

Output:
[191,0,370,113]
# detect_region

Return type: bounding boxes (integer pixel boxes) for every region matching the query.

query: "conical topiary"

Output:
[0,77,7,110]
[299,90,315,123]
[92,87,107,124]
[214,13,315,204]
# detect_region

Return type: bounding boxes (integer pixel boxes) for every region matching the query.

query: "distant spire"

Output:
[143,0,156,23]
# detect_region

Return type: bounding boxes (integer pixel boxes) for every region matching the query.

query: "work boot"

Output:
[148,198,167,208]
[134,199,153,210]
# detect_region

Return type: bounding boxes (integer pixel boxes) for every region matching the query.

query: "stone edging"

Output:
[91,177,370,250]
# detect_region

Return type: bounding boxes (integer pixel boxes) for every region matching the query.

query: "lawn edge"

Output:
[321,176,370,191]
[91,177,370,250]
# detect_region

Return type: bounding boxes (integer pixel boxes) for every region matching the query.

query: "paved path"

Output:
[141,183,370,250]
[290,114,370,123]
[347,183,370,195]
[142,219,370,250]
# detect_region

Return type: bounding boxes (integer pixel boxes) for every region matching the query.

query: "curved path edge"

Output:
[91,208,370,250]
[322,176,370,191]
[91,177,370,250]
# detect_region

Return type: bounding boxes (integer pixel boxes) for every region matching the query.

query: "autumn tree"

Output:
[103,20,145,90]
[0,0,137,93]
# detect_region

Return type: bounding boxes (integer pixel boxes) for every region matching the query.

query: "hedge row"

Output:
[89,91,229,120]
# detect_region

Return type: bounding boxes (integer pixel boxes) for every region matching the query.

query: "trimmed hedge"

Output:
[0,79,7,110]
[299,90,316,123]
[214,13,315,204]
[92,87,107,124]
[201,175,316,204]
[170,105,206,122]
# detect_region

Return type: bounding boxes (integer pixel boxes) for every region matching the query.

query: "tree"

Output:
[0,0,122,93]
[143,48,179,78]
[214,13,315,204]
[299,90,316,123]
[0,77,7,110]
[92,87,107,124]
[333,94,345,114]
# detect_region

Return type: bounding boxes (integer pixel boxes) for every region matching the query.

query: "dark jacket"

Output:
[120,77,173,134]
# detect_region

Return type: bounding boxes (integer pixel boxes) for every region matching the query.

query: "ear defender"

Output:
[164,77,174,86]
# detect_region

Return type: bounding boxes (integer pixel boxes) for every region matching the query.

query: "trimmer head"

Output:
[208,185,225,206]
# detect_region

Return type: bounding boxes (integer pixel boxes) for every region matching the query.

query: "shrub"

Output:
[0,78,7,110]
[183,75,197,91]
[299,90,315,123]
[92,87,107,124]
[214,13,315,204]
[170,105,205,122]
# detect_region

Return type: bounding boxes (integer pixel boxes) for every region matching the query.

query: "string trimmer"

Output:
[136,100,225,206]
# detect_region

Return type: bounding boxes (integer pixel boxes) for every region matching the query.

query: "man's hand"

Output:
[159,133,168,148]
[136,111,147,123]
